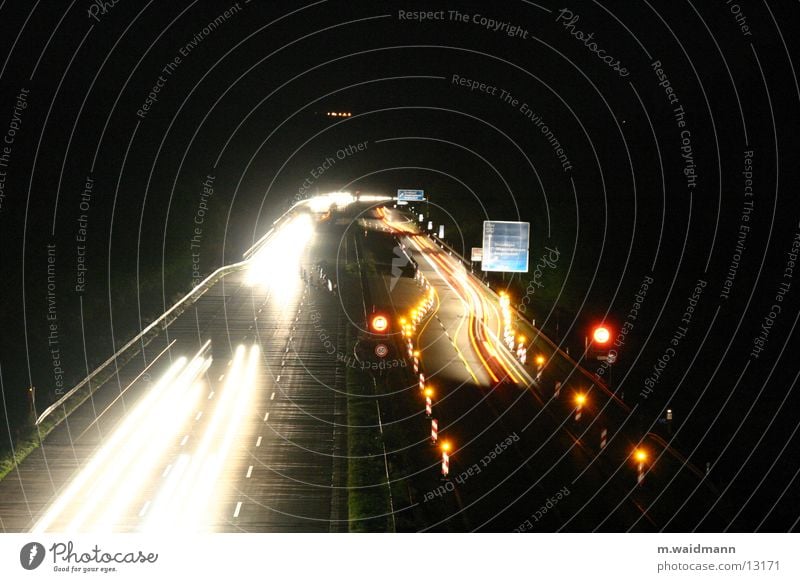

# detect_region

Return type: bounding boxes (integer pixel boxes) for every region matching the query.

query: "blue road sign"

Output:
[482,221,530,272]
[397,189,425,201]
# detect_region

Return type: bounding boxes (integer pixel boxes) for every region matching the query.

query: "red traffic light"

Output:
[371,314,389,333]
[592,326,611,344]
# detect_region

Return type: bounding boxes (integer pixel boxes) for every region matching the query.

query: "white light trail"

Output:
[72,355,208,533]
[246,213,314,304]
[31,359,186,532]
[140,344,261,532]
[305,191,355,213]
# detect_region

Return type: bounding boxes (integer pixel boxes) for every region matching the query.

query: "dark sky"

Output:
[1,1,799,528]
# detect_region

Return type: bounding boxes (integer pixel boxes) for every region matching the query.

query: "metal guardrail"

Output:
[36,200,310,427]
[35,260,249,426]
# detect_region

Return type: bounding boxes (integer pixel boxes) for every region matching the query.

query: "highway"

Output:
[371,207,729,531]
[0,196,729,533]
[0,207,350,532]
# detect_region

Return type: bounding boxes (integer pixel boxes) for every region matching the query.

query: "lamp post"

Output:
[28,386,36,417]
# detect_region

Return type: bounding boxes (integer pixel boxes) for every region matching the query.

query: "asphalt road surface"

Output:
[0,212,349,533]
[368,207,732,531]
[0,200,733,533]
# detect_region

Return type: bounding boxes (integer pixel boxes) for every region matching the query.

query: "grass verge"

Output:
[345,332,392,532]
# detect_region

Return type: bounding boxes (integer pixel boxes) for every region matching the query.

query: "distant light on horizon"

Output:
[357,194,393,203]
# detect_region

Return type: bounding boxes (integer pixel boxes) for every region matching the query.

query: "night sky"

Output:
[1,1,799,530]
